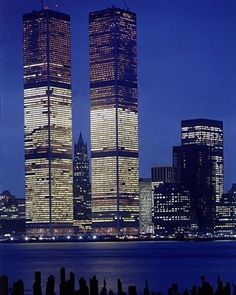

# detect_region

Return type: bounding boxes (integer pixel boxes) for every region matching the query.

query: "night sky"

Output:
[1,0,236,198]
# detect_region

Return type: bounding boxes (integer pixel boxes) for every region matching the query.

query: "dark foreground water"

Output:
[0,241,235,293]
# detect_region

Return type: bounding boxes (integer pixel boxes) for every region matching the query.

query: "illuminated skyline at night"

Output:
[1,1,236,197]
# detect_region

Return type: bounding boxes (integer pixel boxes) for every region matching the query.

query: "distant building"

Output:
[23,9,73,237]
[151,166,173,186]
[73,133,92,233]
[0,191,25,237]
[153,183,191,235]
[139,179,153,234]
[150,166,174,233]
[0,191,18,220]
[17,198,26,220]
[89,7,139,235]
[173,119,223,233]
[215,184,236,236]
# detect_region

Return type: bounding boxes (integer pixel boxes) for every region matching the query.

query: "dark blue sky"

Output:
[1,0,236,197]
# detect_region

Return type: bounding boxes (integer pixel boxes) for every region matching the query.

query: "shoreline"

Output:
[1,237,235,244]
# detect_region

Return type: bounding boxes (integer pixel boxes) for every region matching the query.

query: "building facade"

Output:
[17,198,26,220]
[215,184,236,237]
[139,179,153,234]
[0,191,18,220]
[151,166,174,184]
[173,145,215,232]
[181,119,224,205]
[23,9,73,237]
[151,166,173,188]
[153,183,191,235]
[73,133,92,233]
[173,119,223,233]
[0,191,25,238]
[89,7,139,235]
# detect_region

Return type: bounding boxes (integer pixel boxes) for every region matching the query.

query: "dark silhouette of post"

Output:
[45,275,55,295]
[60,268,66,284]
[168,283,178,295]
[0,275,8,295]
[118,279,125,295]
[12,279,24,295]
[90,275,99,295]
[69,271,75,294]
[144,279,150,295]
[128,286,137,295]
[100,279,107,295]
[60,268,66,295]
[77,277,89,295]
[33,271,42,295]
[225,282,231,294]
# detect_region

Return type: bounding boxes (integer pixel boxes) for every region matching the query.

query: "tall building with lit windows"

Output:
[73,133,92,233]
[181,119,224,205]
[89,7,139,235]
[173,119,223,233]
[153,183,191,235]
[23,9,73,237]
[151,166,174,189]
[139,179,153,234]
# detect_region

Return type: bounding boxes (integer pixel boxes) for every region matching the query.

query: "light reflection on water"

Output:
[0,241,235,294]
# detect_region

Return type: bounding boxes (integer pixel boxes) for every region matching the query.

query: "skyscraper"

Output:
[173,145,215,231]
[173,118,224,233]
[215,184,236,237]
[73,133,92,233]
[139,179,153,234]
[151,166,174,188]
[153,183,191,235]
[181,119,224,204]
[89,7,139,235]
[23,9,73,237]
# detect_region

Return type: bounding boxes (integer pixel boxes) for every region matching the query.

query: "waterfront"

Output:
[0,241,235,293]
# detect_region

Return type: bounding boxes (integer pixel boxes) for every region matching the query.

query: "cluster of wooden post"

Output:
[0,269,235,294]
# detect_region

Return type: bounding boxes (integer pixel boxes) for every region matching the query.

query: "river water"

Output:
[0,240,235,293]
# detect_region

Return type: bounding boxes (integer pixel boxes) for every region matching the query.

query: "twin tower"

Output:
[23,7,139,237]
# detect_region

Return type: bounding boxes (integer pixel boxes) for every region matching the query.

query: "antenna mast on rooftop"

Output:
[41,0,44,10]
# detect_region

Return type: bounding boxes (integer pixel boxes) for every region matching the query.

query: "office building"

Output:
[0,191,18,220]
[23,9,73,237]
[89,7,139,235]
[17,198,26,220]
[181,119,224,205]
[153,183,191,235]
[151,166,173,188]
[151,166,173,184]
[139,179,153,234]
[215,184,236,236]
[73,133,92,233]
[173,145,214,232]
[0,191,25,238]
[173,118,223,233]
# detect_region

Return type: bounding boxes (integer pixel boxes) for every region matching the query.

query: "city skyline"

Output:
[1,0,236,197]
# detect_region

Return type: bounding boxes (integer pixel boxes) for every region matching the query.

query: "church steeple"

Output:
[77,132,84,147]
